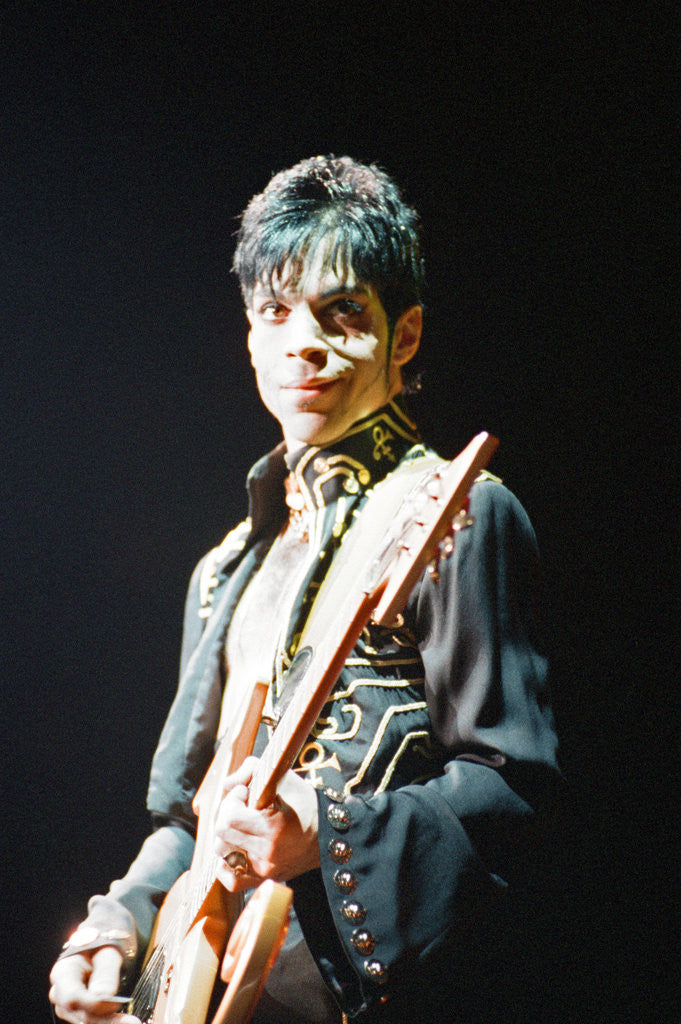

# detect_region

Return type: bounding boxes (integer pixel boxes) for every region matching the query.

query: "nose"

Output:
[285,305,330,366]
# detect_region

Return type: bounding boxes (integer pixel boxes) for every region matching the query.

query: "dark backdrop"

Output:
[2,5,674,1022]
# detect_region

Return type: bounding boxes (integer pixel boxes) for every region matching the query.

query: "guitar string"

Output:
[130,850,220,1013]
[130,843,230,1017]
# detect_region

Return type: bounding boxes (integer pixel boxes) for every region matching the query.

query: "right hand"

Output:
[49,947,141,1024]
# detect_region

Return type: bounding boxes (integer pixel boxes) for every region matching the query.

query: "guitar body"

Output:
[132,873,241,1024]
[212,881,293,1024]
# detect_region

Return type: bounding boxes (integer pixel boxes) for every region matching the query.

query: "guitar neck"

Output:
[248,431,498,810]
[249,592,378,810]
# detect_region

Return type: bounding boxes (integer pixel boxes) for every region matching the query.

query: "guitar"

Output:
[126,431,498,1024]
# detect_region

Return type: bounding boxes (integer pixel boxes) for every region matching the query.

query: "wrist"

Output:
[58,924,135,963]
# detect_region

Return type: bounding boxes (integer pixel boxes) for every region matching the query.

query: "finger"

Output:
[218,793,283,839]
[86,946,123,1000]
[221,756,258,795]
[49,954,90,1007]
[226,782,250,805]
[53,1006,140,1024]
[50,1005,83,1024]
[215,788,261,842]
[49,948,136,1024]
[215,785,249,830]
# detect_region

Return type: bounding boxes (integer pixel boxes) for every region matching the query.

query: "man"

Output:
[50,156,560,1024]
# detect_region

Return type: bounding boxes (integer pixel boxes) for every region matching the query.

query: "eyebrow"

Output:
[252,283,371,303]
[317,284,369,300]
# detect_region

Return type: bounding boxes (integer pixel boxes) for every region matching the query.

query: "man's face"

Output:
[246,254,420,452]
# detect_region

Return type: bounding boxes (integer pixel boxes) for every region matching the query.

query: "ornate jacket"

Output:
[80,399,560,1022]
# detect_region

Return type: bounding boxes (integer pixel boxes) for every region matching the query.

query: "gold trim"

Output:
[339,408,419,446]
[476,468,503,485]
[313,703,362,742]
[374,729,431,793]
[198,518,251,615]
[343,701,429,795]
[312,464,357,505]
[387,396,419,432]
[292,446,320,507]
[324,675,423,701]
[324,453,372,478]
[343,656,421,668]
[293,741,342,785]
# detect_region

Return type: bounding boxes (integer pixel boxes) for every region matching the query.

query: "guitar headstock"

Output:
[366,432,498,626]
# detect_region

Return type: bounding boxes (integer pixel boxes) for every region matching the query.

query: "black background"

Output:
[2,4,675,1022]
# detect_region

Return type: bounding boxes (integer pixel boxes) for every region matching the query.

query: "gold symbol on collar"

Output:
[372,424,395,462]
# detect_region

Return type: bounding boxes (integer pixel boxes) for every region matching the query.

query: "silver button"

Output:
[333,869,357,894]
[327,803,351,832]
[341,899,367,924]
[351,929,375,956]
[328,838,352,864]
[364,959,388,985]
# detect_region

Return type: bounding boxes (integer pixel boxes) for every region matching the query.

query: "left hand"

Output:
[214,756,320,892]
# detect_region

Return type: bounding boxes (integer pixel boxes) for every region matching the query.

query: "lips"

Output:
[284,378,340,393]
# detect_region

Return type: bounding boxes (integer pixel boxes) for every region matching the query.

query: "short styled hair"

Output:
[232,155,424,326]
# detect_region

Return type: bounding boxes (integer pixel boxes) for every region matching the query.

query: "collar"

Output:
[245,397,421,537]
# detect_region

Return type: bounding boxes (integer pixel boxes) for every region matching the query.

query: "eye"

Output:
[258,302,288,322]
[325,297,365,318]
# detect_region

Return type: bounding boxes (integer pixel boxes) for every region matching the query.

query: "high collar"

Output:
[246,397,421,537]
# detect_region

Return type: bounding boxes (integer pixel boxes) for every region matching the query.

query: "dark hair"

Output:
[232,155,424,326]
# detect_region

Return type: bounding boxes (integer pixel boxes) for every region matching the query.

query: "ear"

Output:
[390,305,422,367]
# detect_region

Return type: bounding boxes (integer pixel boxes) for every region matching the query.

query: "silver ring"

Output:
[225,849,250,876]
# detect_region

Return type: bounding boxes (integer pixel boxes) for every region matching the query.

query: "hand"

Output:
[49,947,140,1024]
[214,756,320,892]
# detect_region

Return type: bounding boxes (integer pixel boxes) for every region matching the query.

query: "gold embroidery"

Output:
[339,401,419,445]
[324,675,423,701]
[309,677,426,763]
[374,730,431,793]
[325,453,372,481]
[294,741,342,785]
[343,656,421,668]
[313,703,362,742]
[311,455,371,505]
[198,518,251,617]
[343,701,429,795]
[291,447,319,508]
[372,424,395,462]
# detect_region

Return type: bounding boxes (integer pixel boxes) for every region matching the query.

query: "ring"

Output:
[225,849,250,876]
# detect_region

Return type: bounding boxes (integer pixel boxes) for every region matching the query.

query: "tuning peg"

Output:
[426,473,442,500]
[451,510,475,532]
[427,556,440,582]
[440,534,455,557]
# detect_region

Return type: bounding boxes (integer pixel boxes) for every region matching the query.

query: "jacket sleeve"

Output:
[59,556,214,976]
[293,480,561,1015]
[80,824,195,983]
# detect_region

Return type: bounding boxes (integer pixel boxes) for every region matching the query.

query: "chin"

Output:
[284,415,343,450]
